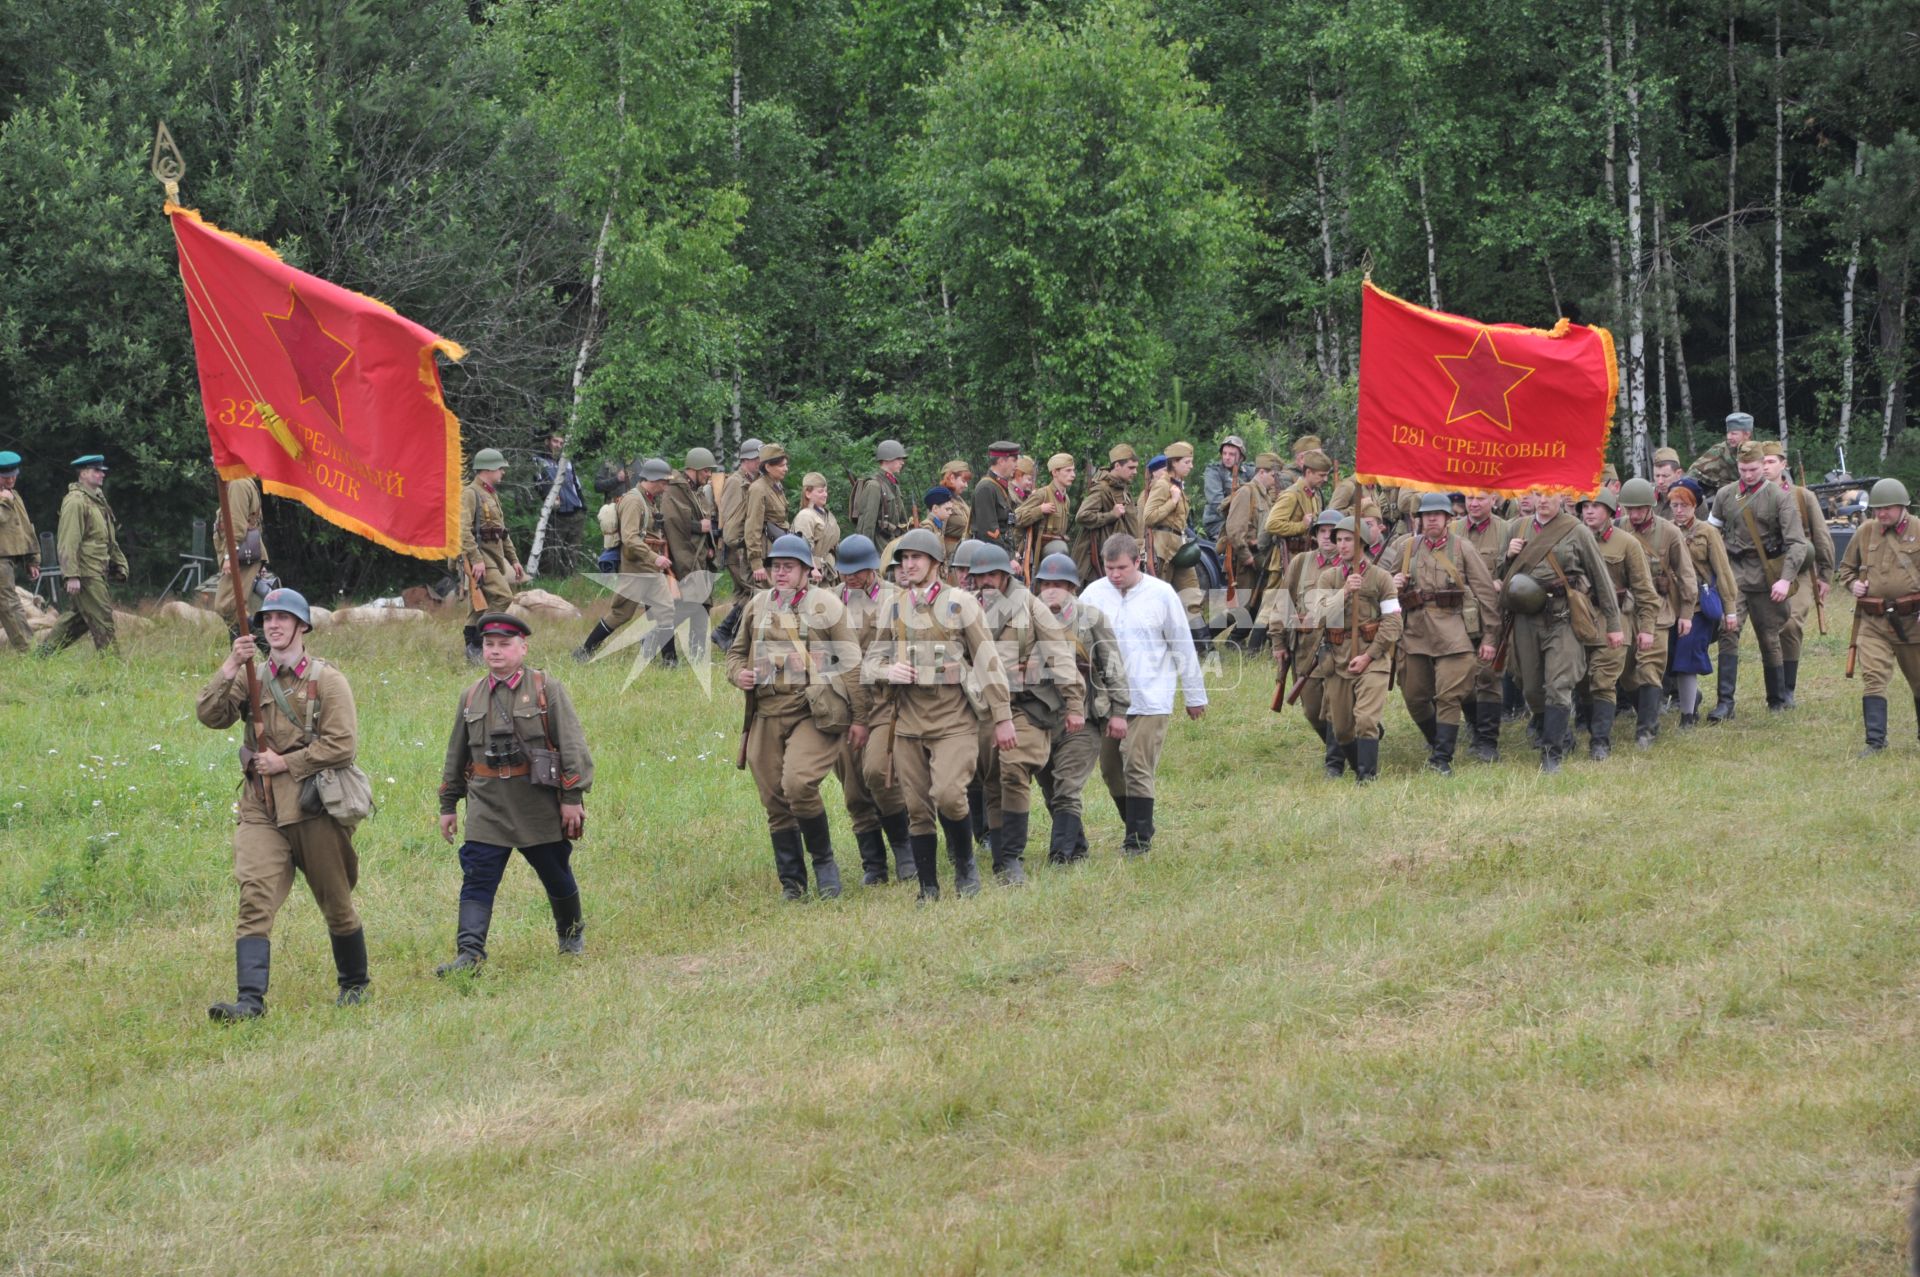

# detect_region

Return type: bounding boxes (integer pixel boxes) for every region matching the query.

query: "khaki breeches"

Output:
[1583,638,1628,703]
[1510,611,1585,712]
[233,814,360,940]
[1853,615,1920,698]
[1100,712,1170,800]
[837,722,904,831]
[981,712,1051,820]
[1325,670,1391,743]
[0,559,30,651]
[1399,651,1474,726]
[746,711,841,830]
[213,559,263,627]
[894,730,978,833]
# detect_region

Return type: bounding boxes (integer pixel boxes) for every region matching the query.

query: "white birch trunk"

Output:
[1726,8,1741,412]
[1654,197,1695,447]
[1418,165,1440,309]
[1309,83,1343,382]
[1624,8,1648,475]
[1772,6,1788,452]
[1837,139,1865,454]
[1604,4,1629,428]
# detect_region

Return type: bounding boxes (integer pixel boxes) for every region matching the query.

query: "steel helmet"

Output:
[875,439,907,462]
[834,534,880,574]
[968,543,1013,576]
[893,527,946,563]
[768,533,814,567]
[1503,572,1548,616]
[1170,540,1205,569]
[471,447,509,471]
[1313,509,1344,530]
[252,586,313,629]
[638,458,672,482]
[1334,516,1359,536]
[948,538,986,573]
[1580,489,1619,514]
[1416,492,1453,516]
[1034,553,1080,586]
[684,446,717,471]
[1618,477,1658,508]
[1869,477,1911,509]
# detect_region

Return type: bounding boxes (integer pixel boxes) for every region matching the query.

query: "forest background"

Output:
[1,0,1916,593]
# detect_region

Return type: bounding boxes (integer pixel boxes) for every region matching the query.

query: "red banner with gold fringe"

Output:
[1354,281,1617,498]
[167,203,465,560]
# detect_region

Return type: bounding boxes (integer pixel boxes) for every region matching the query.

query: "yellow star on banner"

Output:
[1435,330,1535,432]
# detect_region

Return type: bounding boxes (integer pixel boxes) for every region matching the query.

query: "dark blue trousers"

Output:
[458,840,577,906]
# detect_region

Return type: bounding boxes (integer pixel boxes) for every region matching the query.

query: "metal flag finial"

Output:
[150,121,185,203]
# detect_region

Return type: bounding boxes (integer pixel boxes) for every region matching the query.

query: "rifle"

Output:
[216,476,273,819]
[1845,601,1862,679]
[736,685,754,769]
[1287,637,1322,705]
[883,597,906,789]
[1490,623,1513,675]
[1798,458,1829,635]
[1270,643,1291,713]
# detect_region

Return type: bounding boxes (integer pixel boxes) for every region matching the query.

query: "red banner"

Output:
[167,203,465,559]
[1354,281,1617,498]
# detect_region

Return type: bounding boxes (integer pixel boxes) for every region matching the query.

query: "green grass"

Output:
[2,599,1916,1274]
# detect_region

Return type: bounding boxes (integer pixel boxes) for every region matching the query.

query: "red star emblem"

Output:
[1434,330,1534,432]
[264,286,353,427]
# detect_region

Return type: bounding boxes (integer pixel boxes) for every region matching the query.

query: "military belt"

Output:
[1399,587,1463,612]
[1860,593,1920,618]
[1325,621,1380,645]
[466,759,531,780]
[477,528,508,542]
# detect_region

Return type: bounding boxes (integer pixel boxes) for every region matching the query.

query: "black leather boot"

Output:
[549,891,585,954]
[855,828,890,886]
[771,827,807,900]
[1124,796,1155,855]
[909,832,941,901]
[1540,705,1570,773]
[1321,723,1346,779]
[1502,672,1526,721]
[996,811,1030,885]
[1763,662,1786,711]
[574,619,616,662]
[436,899,493,976]
[1413,716,1437,750]
[1781,659,1798,707]
[1354,737,1379,783]
[1048,811,1083,865]
[1707,652,1737,722]
[880,809,915,881]
[1526,713,1544,749]
[1470,699,1500,763]
[1428,723,1457,775]
[941,814,980,896]
[967,785,989,850]
[210,936,271,1022]
[1588,700,1614,761]
[462,624,482,666]
[330,928,370,1006]
[1634,684,1661,748]
[710,600,742,652]
[798,814,841,898]
[1860,695,1888,755]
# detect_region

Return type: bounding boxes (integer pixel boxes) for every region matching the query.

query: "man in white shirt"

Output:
[1078,532,1207,854]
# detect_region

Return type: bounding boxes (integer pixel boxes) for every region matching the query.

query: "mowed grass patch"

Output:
[1,602,1915,1274]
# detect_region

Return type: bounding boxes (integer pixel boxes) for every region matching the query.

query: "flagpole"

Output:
[155,120,273,816]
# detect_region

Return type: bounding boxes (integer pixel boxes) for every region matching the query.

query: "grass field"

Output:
[3,595,1916,1275]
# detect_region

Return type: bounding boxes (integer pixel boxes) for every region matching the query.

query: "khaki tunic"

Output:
[461,479,520,614]
[1014,480,1073,549]
[1307,559,1402,741]
[1500,514,1621,713]
[438,669,594,847]
[837,579,904,821]
[1781,484,1835,663]
[1837,512,1920,697]
[0,488,39,652]
[979,585,1084,818]
[742,472,790,570]
[1073,474,1142,580]
[1397,532,1500,658]
[658,473,717,579]
[791,506,841,584]
[1143,477,1191,571]
[1711,478,1810,666]
[971,474,1018,549]
[1623,515,1699,629]
[1678,517,1736,603]
[726,586,859,827]
[854,471,909,545]
[1221,481,1273,581]
[213,477,269,621]
[56,482,126,582]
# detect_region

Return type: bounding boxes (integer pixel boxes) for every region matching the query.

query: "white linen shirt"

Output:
[1077,573,1207,716]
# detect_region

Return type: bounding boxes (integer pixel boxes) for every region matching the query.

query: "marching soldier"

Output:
[971,442,1023,556]
[0,451,39,652]
[1708,440,1810,716]
[791,472,842,586]
[1269,510,1346,777]
[436,612,594,973]
[967,542,1083,882]
[1146,441,1201,623]
[1201,434,1253,539]
[712,438,765,650]
[866,527,1014,900]
[1391,493,1500,775]
[1454,492,1512,761]
[660,446,720,582]
[1032,553,1129,864]
[1013,453,1076,576]
[727,534,860,899]
[1496,492,1623,772]
[213,474,269,635]
[574,458,674,661]
[40,454,126,655]
[1666,478,1737,728]
[854,439,910,546]
[742,443,793,584]
[1575,490,1656,761]
[1761,441,1834,707]
[1618,478,1698,746]
[196,587,368,1019]
[1221,452,1281,642]
[939,460,974,550]
[1073,444,1142,583]
[1687,412,1753,495]
[1304,516,1402,783]
[1838,478,1920,753]
[833,535,914,884]
[459,447,527,665]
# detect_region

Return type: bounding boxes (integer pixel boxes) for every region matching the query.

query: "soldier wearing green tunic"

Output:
[40,454,126,655]
[0,452,39,652]
[459,447,527,664]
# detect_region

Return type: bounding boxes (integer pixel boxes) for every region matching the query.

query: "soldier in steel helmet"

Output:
[436,612,595,974]
[1032,553,1129,864]
[1390,492,1500,775]
[1300,516,1401,783]
[1838,478,1920,753]
[1453,492,1512,760]
[1573,488,1656,761]
[966,541,1083,882]
[460,447,527,664]
[1496,491,1623,772]
[711,439,765,650]
[1707,439,1810,716]
[866,526,1014,900]
[195,587,369,1020]
[1617,476,1697,746]
[575,458,676,662]
[833,535,914,885]
[728,533,861,898]
[855,439,910,546]
[658,446,722,658]
[0,451,40,652]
